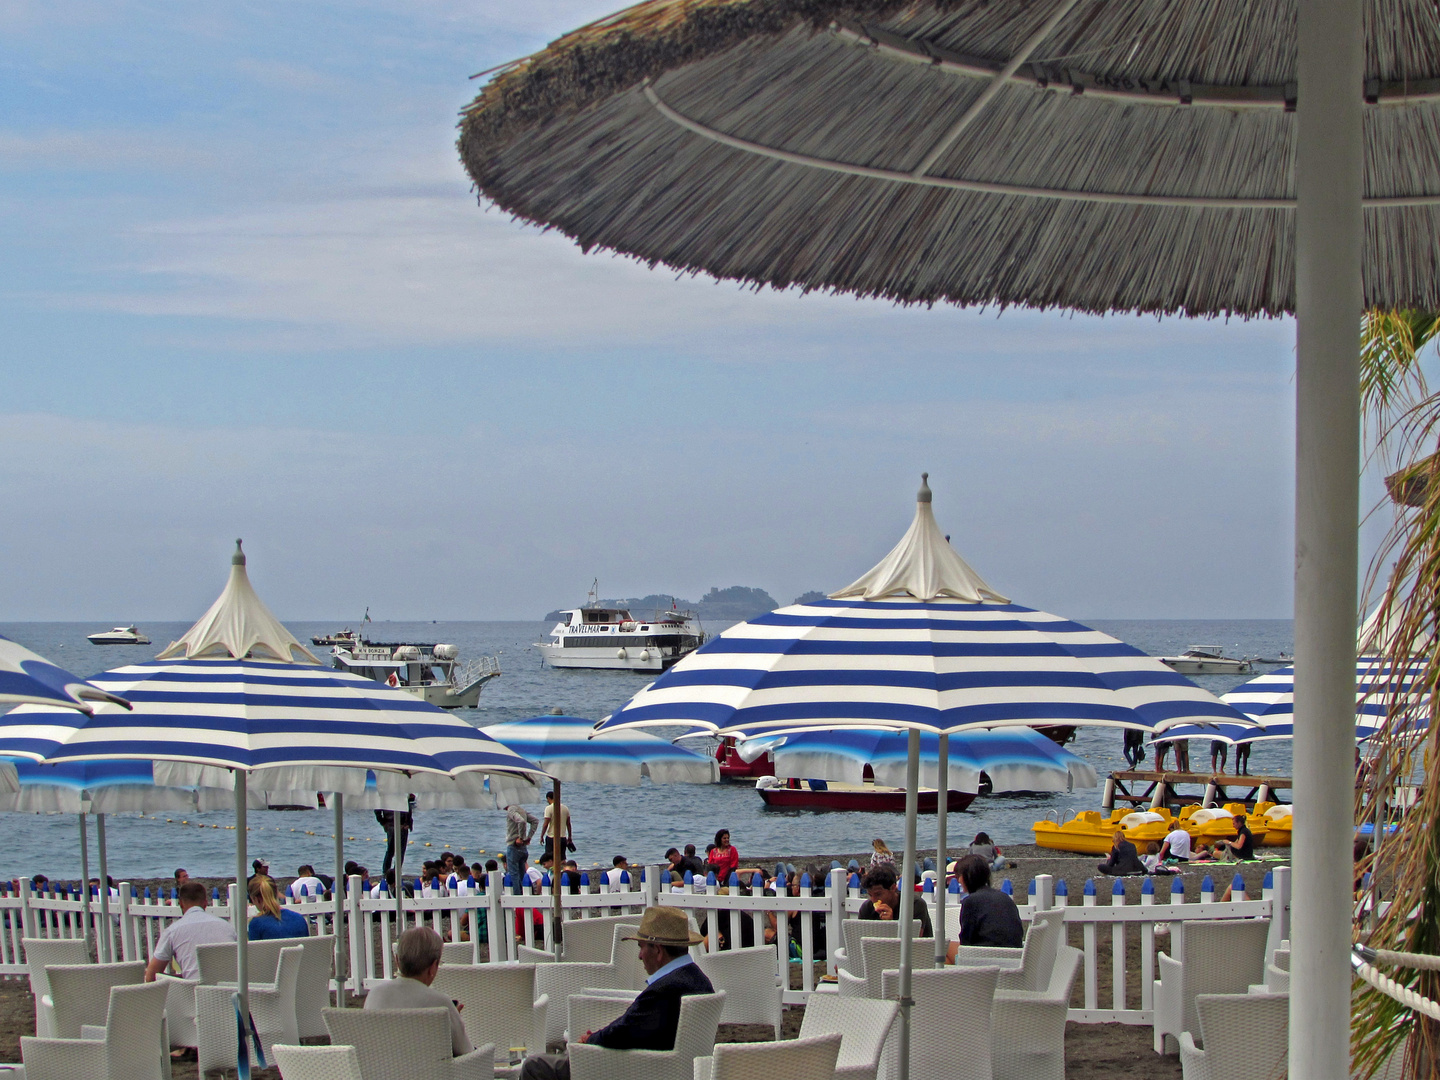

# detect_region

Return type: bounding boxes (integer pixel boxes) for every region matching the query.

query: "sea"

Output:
[0,619,1295,881]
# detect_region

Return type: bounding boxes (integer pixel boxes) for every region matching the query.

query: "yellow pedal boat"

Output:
[1032,808,1174,855]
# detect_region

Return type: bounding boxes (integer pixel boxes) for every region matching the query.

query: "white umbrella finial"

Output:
[918,472,931,503]
[233,538,246,566]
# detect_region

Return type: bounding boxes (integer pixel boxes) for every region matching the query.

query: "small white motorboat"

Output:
[87,625,151,645]
[1157,645,1252,675]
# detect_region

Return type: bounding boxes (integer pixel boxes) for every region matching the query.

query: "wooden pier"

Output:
[1101,769,1293,813]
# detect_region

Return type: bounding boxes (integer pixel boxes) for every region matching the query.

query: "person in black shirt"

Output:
[857,865,932,936]
[1214,815,1257,861]
[946,854,1024,960]
[1097,831,1148,876]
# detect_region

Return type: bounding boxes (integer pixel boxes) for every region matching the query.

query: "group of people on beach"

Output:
[1096,812,1259,876]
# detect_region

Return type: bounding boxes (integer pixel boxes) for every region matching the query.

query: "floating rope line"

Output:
[1352,947,1440,1021]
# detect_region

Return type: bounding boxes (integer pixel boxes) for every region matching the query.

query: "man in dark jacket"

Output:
[519,907,713,1079]
[1097,831,1149,876]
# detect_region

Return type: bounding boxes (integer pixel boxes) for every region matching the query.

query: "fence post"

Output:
[485,873,505,964]
[18,878,34,941]
[118,884,134,961]
[1110,879,1126,1013]
[1081,880,1097,1010]
[828,869,845,974]
[646,865,661,909]
[1230,874,1247,903]
[1170,876,1187,961]
[226,882,240,926]
[1139,877,1155,1011]
[346,875,363,994]
[1033,874,1054,912]
[1268,865,1291,962]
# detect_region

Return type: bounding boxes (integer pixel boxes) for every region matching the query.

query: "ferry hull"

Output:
[537,645,671,672]
[759,787,975,813]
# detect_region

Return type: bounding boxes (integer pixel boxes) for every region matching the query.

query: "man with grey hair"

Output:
[365,927,472,1056]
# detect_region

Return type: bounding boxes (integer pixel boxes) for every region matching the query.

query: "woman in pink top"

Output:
[707,828,740,880]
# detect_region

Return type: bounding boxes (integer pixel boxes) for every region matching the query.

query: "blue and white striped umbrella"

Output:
[482,713,717,785]
[0,757,200,813]
[1157,657,1430,744]
[0,634,130,713]
[740,726,1097,792]
[599,597,1254,739]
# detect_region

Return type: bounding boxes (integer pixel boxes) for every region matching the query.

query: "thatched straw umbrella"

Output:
[459,2,1425,1075]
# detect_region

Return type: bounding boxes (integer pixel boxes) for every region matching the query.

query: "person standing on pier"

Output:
[1123,729,1145,768]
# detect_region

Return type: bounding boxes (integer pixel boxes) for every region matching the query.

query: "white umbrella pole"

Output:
[1293,1,1362,1076]
[896,729,920,1080]
[333,792,345,1002]
[96,812,111,963]
[934,734,947,967]
[78,812,92,957]
[552,779,564,959]
[394,808,404,929]
[235,773,250,1025]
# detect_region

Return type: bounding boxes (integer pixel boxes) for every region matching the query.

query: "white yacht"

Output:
[536,602,706,672]
[331,639,500,708]
[1157,645,1253,675]
[87,625,151,645]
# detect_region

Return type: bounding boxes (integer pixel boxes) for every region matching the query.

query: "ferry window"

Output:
[640,626,649,631]
[562,613,572,626]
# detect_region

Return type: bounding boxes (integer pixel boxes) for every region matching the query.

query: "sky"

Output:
[0,1,1402,623]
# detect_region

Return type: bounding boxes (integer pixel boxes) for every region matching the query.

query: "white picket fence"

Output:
[0,864,1287,1024]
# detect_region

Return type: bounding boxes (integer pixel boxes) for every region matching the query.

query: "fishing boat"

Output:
[536,587,706,672]
[1157,645,1254,675]
[86,625,151,645]
[330,640,500,708]
[755,776,975,813]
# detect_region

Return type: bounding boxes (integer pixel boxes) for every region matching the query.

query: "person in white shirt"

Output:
[539,790,573,855]
[364,927,472,1057]
[144,882,237,981]
[290,864,327,898]
[1160,827,1193,863]
[604,856,631,888]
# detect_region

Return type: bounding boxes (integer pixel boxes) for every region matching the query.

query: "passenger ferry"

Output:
[330,639,500,708]
[536,598,706,672]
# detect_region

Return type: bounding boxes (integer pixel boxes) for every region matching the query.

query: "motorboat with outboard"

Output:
[1157,645,1253,675]
[86,625,151,645]
[754,774,975,812]
[536,591,706,672]
[330,639,500,708]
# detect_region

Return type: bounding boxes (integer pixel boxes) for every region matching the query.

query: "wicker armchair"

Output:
[692,1032,842,1080]
[880,966,1000,1080]
[292,935,336,1038]
[531,927,643,1047]
[19,980,169,1080]
[195,938,289,984]
[1152,919,1270,1054]
[432,963,548,1068]
[949,908,1063,992]
[43,962,145,1039]
[796,994,899,1080]
[1177,992,1288,1080]
[22,938,91,1038]
[196,943,303,1076]
[566,990,725,1080]
[832,920,922,978]
[323,1006,493,1080]
[695,945,784,1036]
[837,938,935,999]
[991,944,1081,1080]
[272,1043,364,1080]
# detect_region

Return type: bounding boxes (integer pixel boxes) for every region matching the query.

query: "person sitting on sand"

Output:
[174,868,189,888]
[869,838,896,870]
[1214,814,1257,861]
[858,864,932,936]
[1097,831,1148,876]
[946,854,1024,957]
[706,829,740,881]
[145,881,236,981]
[1159,825,1192,863]
[248,876,308,940]
[1141,841,1175,874]
[1190,842,1219,863]
[969,832,1009,871]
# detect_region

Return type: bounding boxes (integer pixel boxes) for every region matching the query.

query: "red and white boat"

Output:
[756,776,975,813]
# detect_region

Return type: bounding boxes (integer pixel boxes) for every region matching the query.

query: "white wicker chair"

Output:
[532,927,643,1047]
[155,972,200,1048]
[273,1043,363,1080]
[990,945,1081,1080]
[22,938,90,1038]
[695,945,784,1036]
[432,963,548,1067]
[20,980,170,1080]
[323,1007,494,1080]
[949,908,1063,992]
[837,938,935,999]
[444,941,481,966]
[797,994,900,1080]
[567,989,725,1080]
[1153,919,1270,1054]
[833,920,922,978]
[568,993,639,1045]
[43,962,145,1039]
[692,1032,842,1080]
[547,915,638,963]
[292,935,336,1038]
[1177,992,1288,1080]
[195,937,289,984]
[880,966,1000,1080]
[196,943,303,1076]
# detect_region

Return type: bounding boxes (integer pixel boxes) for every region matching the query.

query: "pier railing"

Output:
[0,865,1287,1025]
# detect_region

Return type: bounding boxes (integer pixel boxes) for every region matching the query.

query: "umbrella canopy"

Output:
[600,479,1254,739]
[741,725,1097,791]
[460,0,1440,317]
[0,758,200,814]
[0,634,130,713]
[1159,657,1431,745]
[482,712,718,785]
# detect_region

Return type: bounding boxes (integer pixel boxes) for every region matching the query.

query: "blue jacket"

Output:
[587,959,715,1051]
[248,908,309,940]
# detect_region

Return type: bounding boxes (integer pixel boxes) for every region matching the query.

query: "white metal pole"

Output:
[96,813,111,963]
[235,773,250,1023]
[1293,1,1363,1075]
[78,812,92,956]
[552,779,564,959]
[333,792,346,1001]
[934,733,948,967]
[394,803,405,929]
[896,728,920,1080]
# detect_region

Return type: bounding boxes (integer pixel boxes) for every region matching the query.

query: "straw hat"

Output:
[622,906,703,947]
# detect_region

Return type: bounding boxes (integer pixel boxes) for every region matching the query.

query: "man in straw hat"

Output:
[519,906,713,1080]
